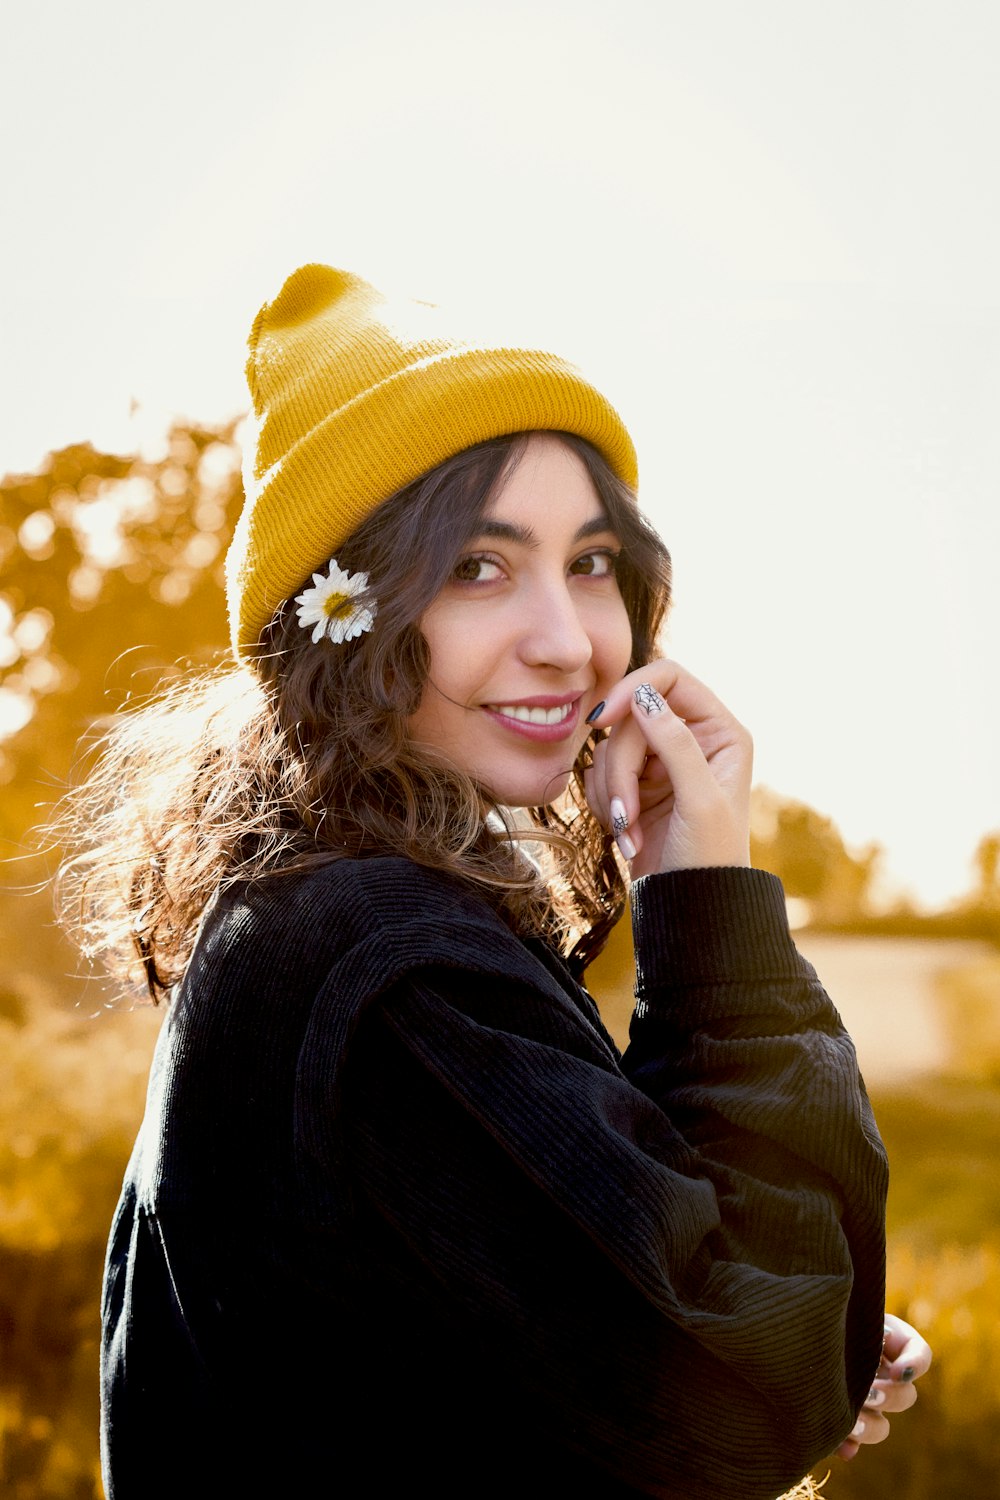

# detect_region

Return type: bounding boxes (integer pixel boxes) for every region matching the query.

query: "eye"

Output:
[570,549,620,577]
[452,554,504,584]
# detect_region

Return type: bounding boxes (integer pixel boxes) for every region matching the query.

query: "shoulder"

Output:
[244,854,506,943]
[200,855,547,999]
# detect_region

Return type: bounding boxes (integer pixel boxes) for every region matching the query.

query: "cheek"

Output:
[405,606,472,744]
[601,597,635,680]
[417,607,467,699]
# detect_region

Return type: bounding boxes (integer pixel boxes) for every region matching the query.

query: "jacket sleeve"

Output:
[331,867,888,1499]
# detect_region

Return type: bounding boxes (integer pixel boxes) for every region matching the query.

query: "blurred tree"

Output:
[0,422,244,861]
[750,786,880,923]
[1,422,245,992]
[973,833,1000,909]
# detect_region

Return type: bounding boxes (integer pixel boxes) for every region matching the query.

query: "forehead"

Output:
[482,434,608,530]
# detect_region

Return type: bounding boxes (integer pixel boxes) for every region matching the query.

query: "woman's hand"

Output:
[835,1314,934,1461]
[584,660,753,880]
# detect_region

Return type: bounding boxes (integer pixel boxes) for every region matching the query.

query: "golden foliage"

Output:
[935,953,1000,1082]
[0,993,163,1498]
[0,423,243,858]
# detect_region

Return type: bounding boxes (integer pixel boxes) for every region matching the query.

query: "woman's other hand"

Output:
[584,660,753,880]
[835,1314,933,1461]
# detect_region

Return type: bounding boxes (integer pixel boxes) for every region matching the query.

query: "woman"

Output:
[61,265,925,1498]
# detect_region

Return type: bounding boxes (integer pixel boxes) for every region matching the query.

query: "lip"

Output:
[481,693,584,743]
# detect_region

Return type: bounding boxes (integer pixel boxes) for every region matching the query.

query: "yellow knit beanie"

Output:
[226,263,638,656]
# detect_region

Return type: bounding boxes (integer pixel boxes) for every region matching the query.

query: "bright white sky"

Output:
[2,0,998,908]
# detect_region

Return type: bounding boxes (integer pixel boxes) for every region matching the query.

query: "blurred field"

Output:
[2,923,999,1496]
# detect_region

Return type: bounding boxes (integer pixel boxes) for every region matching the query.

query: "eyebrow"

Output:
[473,515,618,548]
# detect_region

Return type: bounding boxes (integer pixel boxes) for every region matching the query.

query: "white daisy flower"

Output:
[294,560,376,645]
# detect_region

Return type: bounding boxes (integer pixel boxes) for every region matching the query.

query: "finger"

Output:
[594,712,650,848]
[837,1394,897,1459]
[584,737,641,863]
[626,684,748,866]
[636,759,675,815]
[589,661,752,872]
[849,1409,891,1447]
[590,660,752,802]
[585,662,681,728]
[627,683,721,806]
[589,659,729,733]
[598,686,714,865]
[584,738,611,829]
[881,1316,933,1383]
[868,1379,918,1414]
[637,753,672,793]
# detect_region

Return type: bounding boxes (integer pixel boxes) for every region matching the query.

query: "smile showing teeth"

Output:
[491,703,575,725]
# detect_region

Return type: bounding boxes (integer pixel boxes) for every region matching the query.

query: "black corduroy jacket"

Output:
[101,858,887,1499]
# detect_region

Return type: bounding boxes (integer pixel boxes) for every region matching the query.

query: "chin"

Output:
[487,767,575,810]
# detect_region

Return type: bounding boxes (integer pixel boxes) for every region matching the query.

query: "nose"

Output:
[516,576,593,674]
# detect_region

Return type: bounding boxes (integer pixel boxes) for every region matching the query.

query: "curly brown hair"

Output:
[54,433,672,999]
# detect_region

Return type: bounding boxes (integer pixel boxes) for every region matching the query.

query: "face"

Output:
[407,433,633,807]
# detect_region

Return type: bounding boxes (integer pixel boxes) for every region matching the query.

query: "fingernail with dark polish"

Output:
[901,1366,916,1382]
[585,700,606,725]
